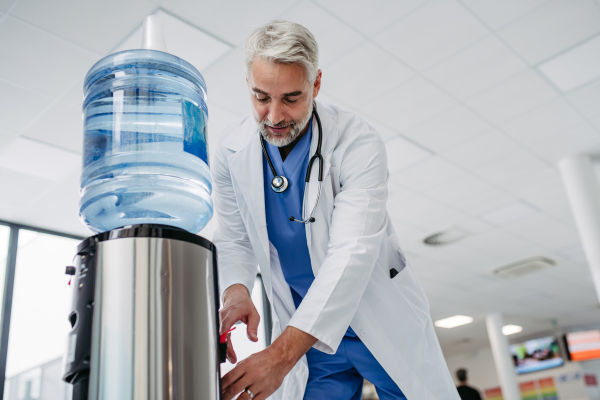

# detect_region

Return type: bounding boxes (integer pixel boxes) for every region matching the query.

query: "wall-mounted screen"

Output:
[565,330,600,361]
[509,336,564,374]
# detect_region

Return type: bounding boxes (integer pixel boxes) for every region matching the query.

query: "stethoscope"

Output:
[260,104,323,224]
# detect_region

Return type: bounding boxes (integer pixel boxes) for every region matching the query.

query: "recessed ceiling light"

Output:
[434,315,474,329]
[502,325,523,336]
[423,226,469,246]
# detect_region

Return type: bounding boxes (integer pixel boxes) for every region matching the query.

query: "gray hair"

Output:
[245,20,319,84]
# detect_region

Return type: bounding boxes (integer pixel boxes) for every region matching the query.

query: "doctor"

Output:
[214,20,459,400]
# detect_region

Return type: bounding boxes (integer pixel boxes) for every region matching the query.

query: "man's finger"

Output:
[222,368,252,400]
[221,364,245,394]
[227,333,237,364]
[246,308,260,342]
[220,309,242,335]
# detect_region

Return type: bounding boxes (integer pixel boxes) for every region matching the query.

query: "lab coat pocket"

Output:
[390,251,430,327]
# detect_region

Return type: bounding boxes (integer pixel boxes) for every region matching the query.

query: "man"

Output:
[456,369,482,400]
[213,20,459,400]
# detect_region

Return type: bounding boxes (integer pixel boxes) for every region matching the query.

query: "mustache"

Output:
[261,120,296,128]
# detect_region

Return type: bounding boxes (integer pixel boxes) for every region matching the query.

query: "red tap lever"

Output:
[220,326,236,344]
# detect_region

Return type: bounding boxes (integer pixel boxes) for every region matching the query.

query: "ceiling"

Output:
[0,0,600,356]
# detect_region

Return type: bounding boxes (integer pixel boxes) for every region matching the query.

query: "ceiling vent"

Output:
[423,227,469,246]
[492,256,556,279]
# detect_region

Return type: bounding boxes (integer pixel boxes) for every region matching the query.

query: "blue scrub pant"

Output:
[304,336,407,400]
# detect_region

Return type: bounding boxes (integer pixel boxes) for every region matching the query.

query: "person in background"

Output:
[456,368,482,400]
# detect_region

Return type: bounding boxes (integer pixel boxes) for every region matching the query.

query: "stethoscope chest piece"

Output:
[271,175,289,193]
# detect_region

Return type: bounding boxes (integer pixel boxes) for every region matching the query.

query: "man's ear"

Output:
[312,69,322,99]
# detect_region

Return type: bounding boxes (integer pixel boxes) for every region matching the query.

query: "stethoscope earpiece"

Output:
[260,104,324,224]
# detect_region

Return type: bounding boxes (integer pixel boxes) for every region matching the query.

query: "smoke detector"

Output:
[423,227,469,246]
[492,256,556,279]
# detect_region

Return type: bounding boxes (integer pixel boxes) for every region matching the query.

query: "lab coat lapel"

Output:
[305,102,337,250]
[226,128,271,292]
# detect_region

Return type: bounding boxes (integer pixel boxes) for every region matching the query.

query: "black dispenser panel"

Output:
[62,239,97,399]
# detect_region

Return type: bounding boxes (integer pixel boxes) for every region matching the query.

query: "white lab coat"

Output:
[212,101,460,400]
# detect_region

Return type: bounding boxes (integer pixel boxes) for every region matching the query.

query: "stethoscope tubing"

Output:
[260,103,324,223]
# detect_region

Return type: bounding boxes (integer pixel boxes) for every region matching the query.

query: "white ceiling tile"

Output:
[480,200,538,225]
[0,80,52,133]
[459,0,549,29]
[0,138,80,182]
[539,34,600,92]
[0,169,54,207]
[373,0,489,70]
[566,78,600,119]
[502,213,579,248]
[362,76,456,131]
[0,17,97,97]
[452,188,515,216]
[360,117,399,143]
[202,49,251,116]
[162,0,297,48]
[0,0,15,12]
[500,99,583,145]
[403,104,491,152]
[387,192,443,222]
[530,122,600,164]
[385,136,432,174]
[206,102,242,163]
[278,1,367,68]
[500,167,560,194]
[392,156,464,192]
[497,0,600,65]
[22,102,83,154]
[474,150,549,185]
[424,173,499,204]
[11,0,156,54]
[465,70,557,125]
[316,0,428,38]
[60,77,85,109]
[322,42,414,108]
[115,10,231,73]
[16,170,92,237]
[440,129,521,169]
[425,36,527,100]
[0,129,17,149]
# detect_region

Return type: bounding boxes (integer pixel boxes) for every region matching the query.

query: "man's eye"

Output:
[256,95,269,102]
[285,98,298,103]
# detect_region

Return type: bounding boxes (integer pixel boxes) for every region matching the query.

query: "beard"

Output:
[257,102,314,147]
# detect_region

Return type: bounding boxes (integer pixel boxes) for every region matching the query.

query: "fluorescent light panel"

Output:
[502,324,523,336]
[434,315,473,328]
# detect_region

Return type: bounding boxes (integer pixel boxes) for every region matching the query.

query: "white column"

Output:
[486,313,520,400]
[559,155,600,304]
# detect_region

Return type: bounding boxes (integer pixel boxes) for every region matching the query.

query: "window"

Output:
[2,227,79,400]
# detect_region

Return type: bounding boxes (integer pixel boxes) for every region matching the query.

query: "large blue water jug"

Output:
[79,49,213,234]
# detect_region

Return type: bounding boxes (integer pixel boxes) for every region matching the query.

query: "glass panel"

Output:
[221,276,268,376]
[4,229,79,400]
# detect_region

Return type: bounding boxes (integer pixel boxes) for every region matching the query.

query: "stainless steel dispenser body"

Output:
[63,225,221,399]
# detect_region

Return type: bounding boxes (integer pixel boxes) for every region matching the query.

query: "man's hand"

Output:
[221,326,317,400]
[220,284,260,363]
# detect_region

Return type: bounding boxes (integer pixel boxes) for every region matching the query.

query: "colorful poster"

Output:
[484,387,503,400]
[539,377,558,400]
[520,381,539,400]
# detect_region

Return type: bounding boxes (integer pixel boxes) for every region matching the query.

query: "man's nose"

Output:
[267,101,285,125]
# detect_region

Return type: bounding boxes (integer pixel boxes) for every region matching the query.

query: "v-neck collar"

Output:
[265,120,313,179]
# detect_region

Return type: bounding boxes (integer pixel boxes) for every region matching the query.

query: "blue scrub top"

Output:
[263,120,355,337]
